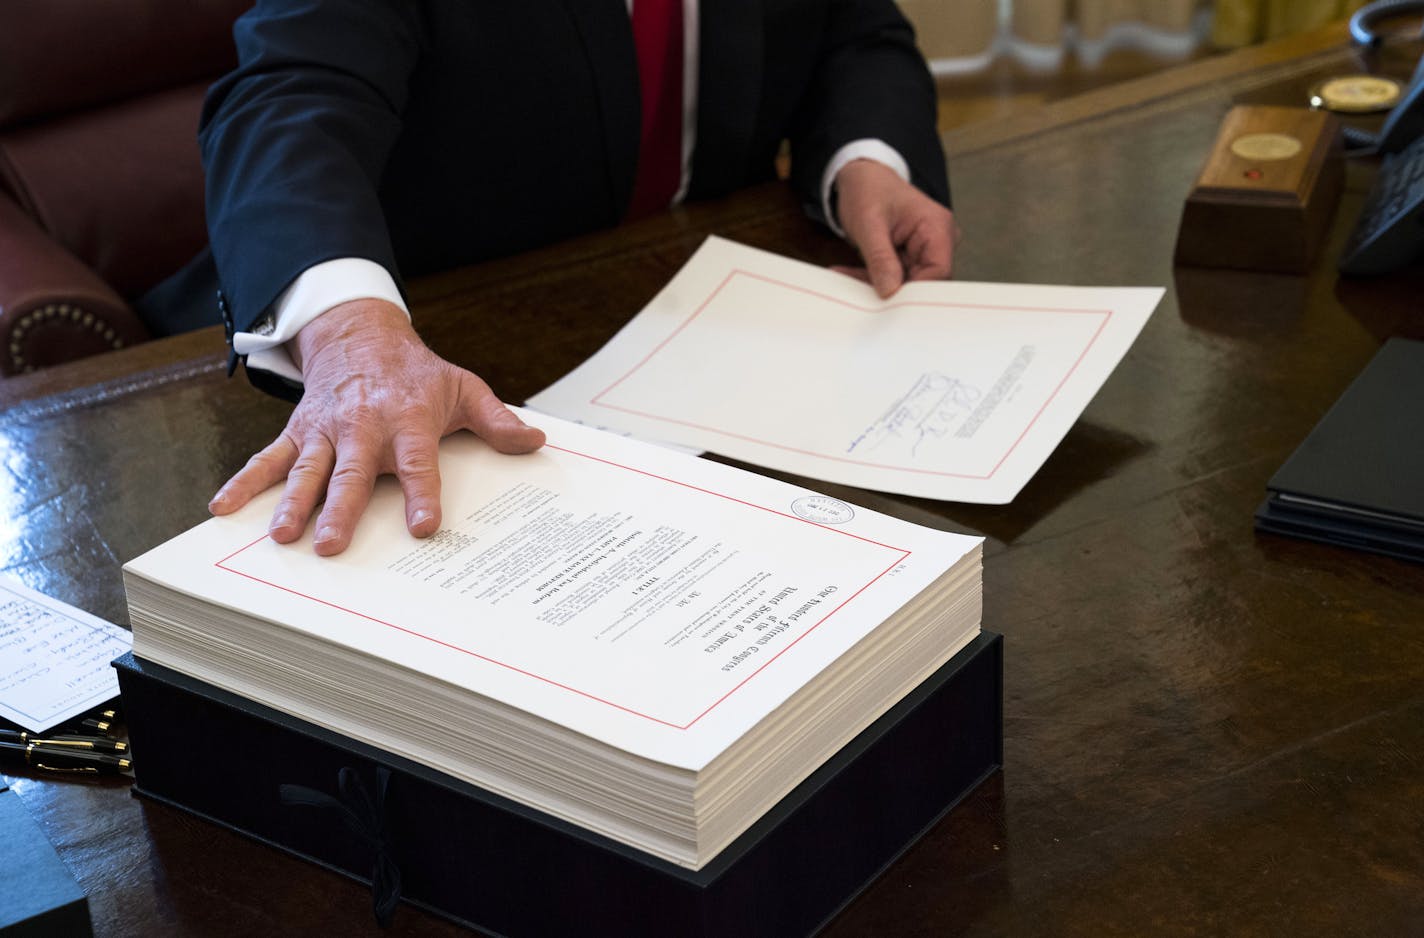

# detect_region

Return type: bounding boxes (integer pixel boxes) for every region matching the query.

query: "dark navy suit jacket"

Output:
[199,0,951,336]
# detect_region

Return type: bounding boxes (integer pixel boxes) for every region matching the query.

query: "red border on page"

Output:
[589,269,1113,480]
[214,444,911,731]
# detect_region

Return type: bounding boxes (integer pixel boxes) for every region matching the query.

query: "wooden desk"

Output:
[5,20,1422,936]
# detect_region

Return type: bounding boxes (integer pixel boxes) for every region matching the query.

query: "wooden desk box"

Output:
[1174,105,1343,273]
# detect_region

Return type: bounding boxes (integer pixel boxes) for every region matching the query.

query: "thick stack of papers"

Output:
[124,412,981,869]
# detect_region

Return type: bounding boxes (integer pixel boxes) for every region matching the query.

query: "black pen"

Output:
[47,733,130,754]
[0,729,129,754]
[76,717,116,736]
[64,708,123,737]
[0,740,132,775]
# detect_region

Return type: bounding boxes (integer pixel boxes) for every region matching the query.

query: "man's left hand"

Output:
[832,158,959,298]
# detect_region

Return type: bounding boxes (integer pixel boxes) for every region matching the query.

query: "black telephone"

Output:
[1375,56,1424,154]
[1337,0,1424,274]
[1353,0,1424,154]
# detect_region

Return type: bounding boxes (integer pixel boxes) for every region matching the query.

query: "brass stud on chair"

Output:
[6,301,112,373]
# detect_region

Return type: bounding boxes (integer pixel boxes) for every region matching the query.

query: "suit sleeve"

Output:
[787,0,949,222]
[200,0,425,333]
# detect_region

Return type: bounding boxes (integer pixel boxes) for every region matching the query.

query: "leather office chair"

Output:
[0,0,249,378]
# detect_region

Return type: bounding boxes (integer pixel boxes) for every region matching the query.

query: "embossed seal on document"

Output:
[1230,133,1302,161]
[792,496,854,525]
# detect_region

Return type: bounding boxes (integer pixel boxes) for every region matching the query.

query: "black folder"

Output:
[0,787,92,937]
[1255,338,1424,563]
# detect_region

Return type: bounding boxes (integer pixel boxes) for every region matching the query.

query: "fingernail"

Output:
[411,509,433,529]
[315,525,338,545]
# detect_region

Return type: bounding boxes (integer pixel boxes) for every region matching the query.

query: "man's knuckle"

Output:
[342,400,382,429]
[288,455,327,481]
[394,400,439,430]
[328,463,375,490]
[397,450,439,479]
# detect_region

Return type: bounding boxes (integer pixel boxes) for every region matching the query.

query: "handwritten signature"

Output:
[847,373,981,456]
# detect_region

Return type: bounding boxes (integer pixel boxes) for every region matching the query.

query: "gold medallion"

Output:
[1230,133,1302,161]
[1308,75,1402,113]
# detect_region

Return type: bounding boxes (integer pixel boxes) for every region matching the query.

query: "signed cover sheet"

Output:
[529,237,1163,503]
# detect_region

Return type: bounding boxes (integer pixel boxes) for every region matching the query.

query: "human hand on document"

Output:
[207,298,546,555]
[832,158,959,298]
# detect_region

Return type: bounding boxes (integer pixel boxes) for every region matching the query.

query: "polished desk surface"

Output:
[4,20,1424,937]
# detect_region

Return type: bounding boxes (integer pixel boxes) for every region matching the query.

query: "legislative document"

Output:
[125,412,982,866]
[529,236,1164,503]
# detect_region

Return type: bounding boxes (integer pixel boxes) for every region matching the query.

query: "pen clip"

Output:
[31,738,97,751]
[32,761,100,775]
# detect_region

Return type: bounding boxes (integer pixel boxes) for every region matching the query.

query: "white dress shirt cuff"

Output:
[820,139,912,238]
[231,258,409,383]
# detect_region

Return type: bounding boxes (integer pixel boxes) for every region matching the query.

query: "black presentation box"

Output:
[114,632,1002,937]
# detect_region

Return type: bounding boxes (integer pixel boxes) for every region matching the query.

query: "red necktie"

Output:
[626,0,684,219]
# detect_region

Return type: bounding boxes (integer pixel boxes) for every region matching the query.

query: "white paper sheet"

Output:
[0,574,131,732]
[528,236,1163,502]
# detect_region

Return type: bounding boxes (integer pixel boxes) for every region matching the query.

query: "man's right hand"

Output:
[207,298,546,556]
